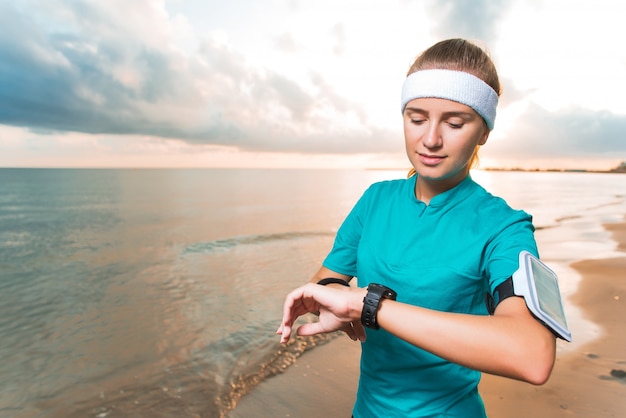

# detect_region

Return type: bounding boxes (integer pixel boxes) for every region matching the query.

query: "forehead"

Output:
[403,97,477,115]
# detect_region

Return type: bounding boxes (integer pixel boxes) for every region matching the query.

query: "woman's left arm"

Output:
[278,282,555,384]
[376,294,556,385]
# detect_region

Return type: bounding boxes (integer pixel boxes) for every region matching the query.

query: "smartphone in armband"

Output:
[488,251,572,342]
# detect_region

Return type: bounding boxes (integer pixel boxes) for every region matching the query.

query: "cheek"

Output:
[459,141,479,161]
[403,124,414,148]
[455,129,487,154]
[403,121,423,144]
[402,120,412,138]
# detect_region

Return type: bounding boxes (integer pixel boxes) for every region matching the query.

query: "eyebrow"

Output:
[404,107,475,119]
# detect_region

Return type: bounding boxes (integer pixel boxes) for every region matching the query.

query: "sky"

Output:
[1,0,625,170]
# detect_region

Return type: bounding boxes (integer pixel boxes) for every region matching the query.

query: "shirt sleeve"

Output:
[322,186,374,277]
[483,210,538,294]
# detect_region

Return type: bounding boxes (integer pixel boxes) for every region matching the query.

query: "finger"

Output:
[351,320,367,342]
[296,322,328,337]
[279,323,292,343]
[281,286,308,324]
[279,286,313,343]
[341,322,358,341]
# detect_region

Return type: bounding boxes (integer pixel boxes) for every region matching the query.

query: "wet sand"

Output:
[228,218,626,417]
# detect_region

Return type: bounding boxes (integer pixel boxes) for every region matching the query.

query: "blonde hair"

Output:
[406,39,500,177]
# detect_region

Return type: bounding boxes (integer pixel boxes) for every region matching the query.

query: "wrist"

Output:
[361,283,397,330]
[351,288,368,321]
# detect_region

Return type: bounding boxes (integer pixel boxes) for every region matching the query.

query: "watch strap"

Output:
[361,283,397,330]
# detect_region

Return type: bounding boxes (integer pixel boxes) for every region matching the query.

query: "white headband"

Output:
[400,69,499,130]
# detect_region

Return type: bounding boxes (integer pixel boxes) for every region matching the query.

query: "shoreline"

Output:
[227,216,626,418]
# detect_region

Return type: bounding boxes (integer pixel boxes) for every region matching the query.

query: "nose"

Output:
[422,122,442,149]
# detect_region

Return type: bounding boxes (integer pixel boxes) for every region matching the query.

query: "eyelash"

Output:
[410,119,464,129]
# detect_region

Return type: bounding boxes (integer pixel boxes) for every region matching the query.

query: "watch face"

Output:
[369,283,397,300]
[368,284,384,295]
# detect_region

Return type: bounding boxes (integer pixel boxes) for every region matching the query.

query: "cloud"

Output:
[330,23,347,56]
[274,33,303,53]
[484,102,626,160]
[0,0,395,155]
[425,0,514,41]
[0,0,193,133]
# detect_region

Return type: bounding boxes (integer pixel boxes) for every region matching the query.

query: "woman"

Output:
[277,38,557,417]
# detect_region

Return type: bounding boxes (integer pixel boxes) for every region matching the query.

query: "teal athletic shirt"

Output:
[323,174,538,418]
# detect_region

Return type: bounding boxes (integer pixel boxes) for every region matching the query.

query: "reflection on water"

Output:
[0,169,399,417]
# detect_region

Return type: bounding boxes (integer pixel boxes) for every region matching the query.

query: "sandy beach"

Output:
[228,217,626,418]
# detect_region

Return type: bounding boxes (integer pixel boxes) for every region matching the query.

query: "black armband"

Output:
[317,278,350,287]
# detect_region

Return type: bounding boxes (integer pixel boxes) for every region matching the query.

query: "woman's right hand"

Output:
[276,283,366,343]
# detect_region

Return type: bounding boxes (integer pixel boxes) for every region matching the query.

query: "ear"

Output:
[478,130,490,146]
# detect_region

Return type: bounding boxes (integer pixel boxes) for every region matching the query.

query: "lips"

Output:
[418,153,446,165]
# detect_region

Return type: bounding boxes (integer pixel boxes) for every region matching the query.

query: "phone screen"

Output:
[530,258,569,331]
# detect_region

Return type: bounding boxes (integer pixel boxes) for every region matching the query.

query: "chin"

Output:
[416,165,468,182]
[414,166,448,180]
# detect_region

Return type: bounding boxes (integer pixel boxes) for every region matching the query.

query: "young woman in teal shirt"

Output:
[277,38,557,418]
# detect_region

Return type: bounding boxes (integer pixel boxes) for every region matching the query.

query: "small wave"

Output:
[35,320,340,418]
[183,231,335,255]
[217,331,341,417]
[536,195,626,231]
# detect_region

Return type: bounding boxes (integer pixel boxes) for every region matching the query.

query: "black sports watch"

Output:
[361,283,397,330]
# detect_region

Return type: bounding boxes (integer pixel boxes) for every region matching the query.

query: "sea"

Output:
[1,168,625,418]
